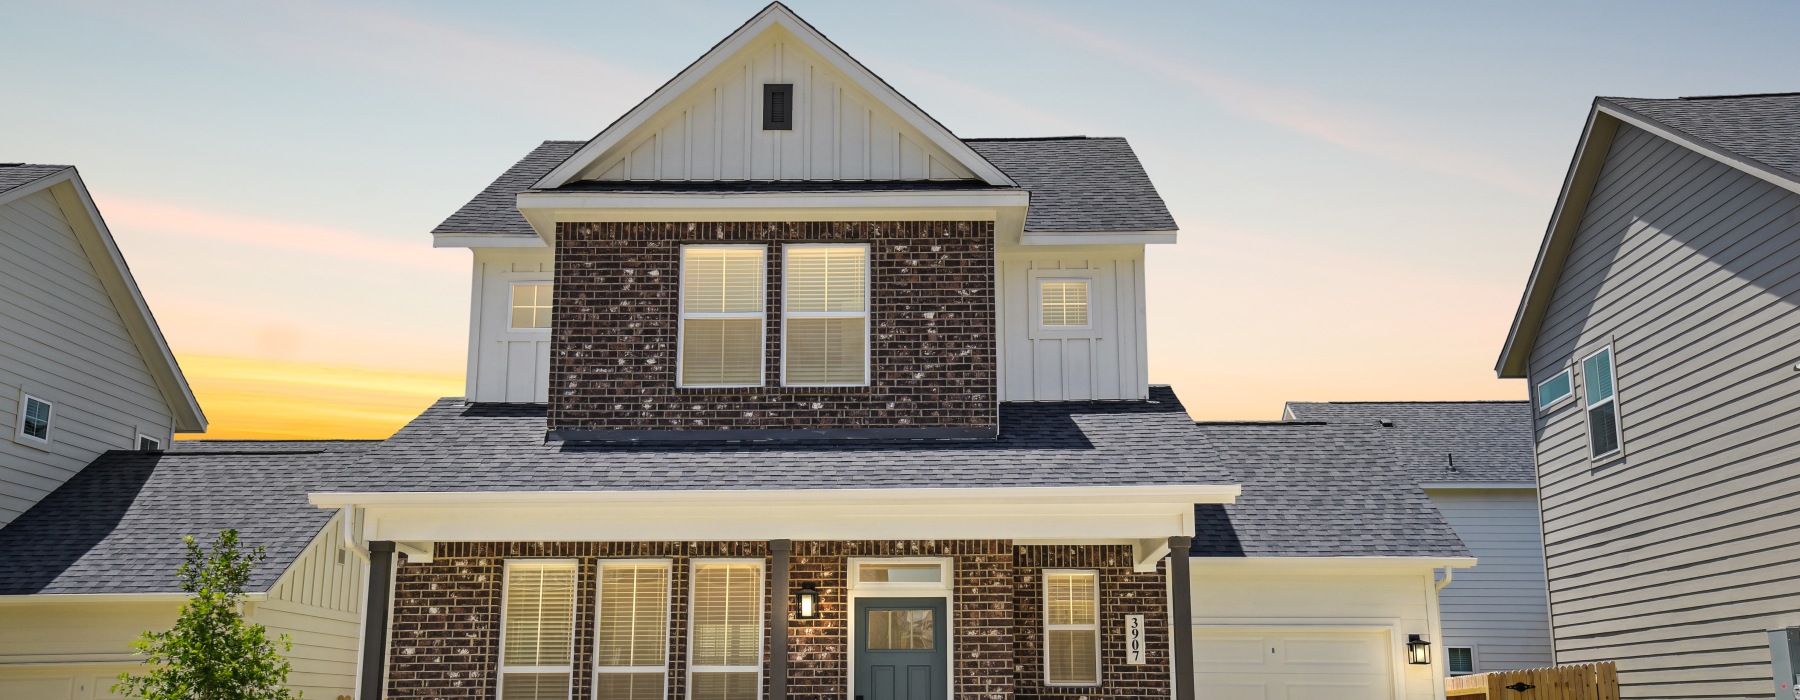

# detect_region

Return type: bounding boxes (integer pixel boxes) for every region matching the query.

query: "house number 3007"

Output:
[1126,615,1146,664]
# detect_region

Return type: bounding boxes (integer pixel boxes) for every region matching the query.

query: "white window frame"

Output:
[780,243,871,388]
[508,280,555,333]
[686,558,766,700]
[1580,345,1624,461]
[593,559,673,700]
[1535,367,1574,414]
[677,245,768,389]
[15,391,51,448]
[496,558,580,700]
[136,433,161,451]
[1447,645,1478,676]
[1026,269,1102,340]
[1042,568,1101,688]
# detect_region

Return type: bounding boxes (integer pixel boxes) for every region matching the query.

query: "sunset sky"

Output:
[4,1,1797,439]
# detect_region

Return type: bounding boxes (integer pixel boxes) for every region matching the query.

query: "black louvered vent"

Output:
[763,83,793,130]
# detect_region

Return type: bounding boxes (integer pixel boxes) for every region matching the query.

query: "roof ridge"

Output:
[1676,91,1800,101]
[1287,400,1528,405]
[962,135,1104,142]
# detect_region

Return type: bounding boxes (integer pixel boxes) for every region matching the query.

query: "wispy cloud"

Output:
[869,58,1093,137]
[95,195,461,271]
[968,1,1544,196]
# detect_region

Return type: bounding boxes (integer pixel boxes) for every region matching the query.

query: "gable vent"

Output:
[763,83,793,131]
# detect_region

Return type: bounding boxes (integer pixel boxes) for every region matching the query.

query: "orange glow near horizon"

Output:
[175,355,462,440]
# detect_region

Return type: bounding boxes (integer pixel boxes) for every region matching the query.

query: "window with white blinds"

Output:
[1043,570,1099,686]
[595,562,671,700]
[680,246,767,387]
[500,560,579,700]
[782,244,868,386]
[1039,280,1090,328]
[688,561,763,700]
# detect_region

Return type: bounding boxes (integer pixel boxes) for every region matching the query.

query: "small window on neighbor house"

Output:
[19,396,50,443]
[138,435,161,451]
[689,561,763,700]
[595,562,671,700]
[1044,570,1100,686]
[1537,368,1573,411]
[783,244,869,387]
[1039,280,1091,328]
[512,283,553,329]
[500,560,579,700]
[1582,346,1623,460]
[1448,647,1475,676]
[679,246,766,388]
[763,83,793,130]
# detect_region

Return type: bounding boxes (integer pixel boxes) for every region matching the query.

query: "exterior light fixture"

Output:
[795,583,821,620]
[1406,634,1432,665]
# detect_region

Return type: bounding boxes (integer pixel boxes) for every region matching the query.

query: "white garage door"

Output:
[1194,627,1395,700]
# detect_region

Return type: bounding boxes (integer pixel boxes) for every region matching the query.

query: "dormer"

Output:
[431,3,1178,438]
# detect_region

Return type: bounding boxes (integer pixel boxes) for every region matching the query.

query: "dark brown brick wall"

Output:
[546,221,997,433]
[384,541,1167,700]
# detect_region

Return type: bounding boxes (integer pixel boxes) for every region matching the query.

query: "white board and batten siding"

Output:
[0,189,174,527]
[1528,123,1800,698]
[1426,489,1554,673]
[467,248,553,403]
[997,247,1149,401]
[251,513,367,699]
[576,27,975,183]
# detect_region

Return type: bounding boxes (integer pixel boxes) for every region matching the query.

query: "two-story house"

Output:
[1497,93,1800,697]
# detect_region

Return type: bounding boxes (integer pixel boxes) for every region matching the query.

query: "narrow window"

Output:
[138,435,161,451]
[762,84,793,130]
[689,561,763,700]
[1536,368,1572,412]
[500,560,579,700]
[19,396,50,443]
[1044,570,1099,686]
[783,244,868,386]
[511,282,553,330]
[1582,346,1623,459]
[679,246,766,387]
[1448,647,1475,676]
[1039,280,1091,328]
[595,562,671,700]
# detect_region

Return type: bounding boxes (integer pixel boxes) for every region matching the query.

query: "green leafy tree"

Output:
[115,529,300,700]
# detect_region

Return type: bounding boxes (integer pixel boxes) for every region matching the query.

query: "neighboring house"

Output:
[1283,401,1554,676]
[0,440,374,700]
[1497,93,1800,697]
[0,164,205,527]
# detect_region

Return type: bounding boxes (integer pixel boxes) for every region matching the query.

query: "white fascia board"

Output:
[535,4,1013,188]
[0,592,269,605]
[432,233,546,249]
[1420,481,1536,491]
[311,484,1239,509]
[515,189,1031,242]
[1020,230,1179,246]
[1194,556,1479,574]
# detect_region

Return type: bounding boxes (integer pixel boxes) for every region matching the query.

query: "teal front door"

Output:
[854,597,948,700]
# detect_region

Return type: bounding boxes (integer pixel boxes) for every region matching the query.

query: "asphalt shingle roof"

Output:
[1281,401,1535,484]
[0,164,70,197]
[1605,94,1800,181]
[431,137,1174,237]
[1188,422,1470,559]
[0,441,376,595]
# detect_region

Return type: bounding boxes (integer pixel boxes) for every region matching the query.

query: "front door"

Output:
[854,597,948,700]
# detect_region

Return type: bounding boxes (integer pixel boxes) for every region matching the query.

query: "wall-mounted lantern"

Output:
[795,583,821,620]
[1406,634,1432,665]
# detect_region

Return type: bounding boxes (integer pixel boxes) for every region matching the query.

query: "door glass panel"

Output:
[859,563,941,583]
[867,609,935,650]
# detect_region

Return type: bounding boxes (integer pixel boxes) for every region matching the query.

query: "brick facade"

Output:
[384,541,1170,700]
[546,221,997,434]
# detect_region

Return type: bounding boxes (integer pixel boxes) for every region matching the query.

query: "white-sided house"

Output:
[0,440,374,700]
[0,164,205,527]
[1283,401,1554,676]
[1497,93,1800,698]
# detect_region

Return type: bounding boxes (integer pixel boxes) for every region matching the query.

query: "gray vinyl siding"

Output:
[0,188,173,527]
[1429,488,1554,673]
[1528,123,1800,699]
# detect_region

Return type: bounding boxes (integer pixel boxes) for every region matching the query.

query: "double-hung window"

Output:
[499,560,579,700]
[1582,346,1623,460]
[679,246,767,387]
[595,561,671,700]
[782,244,869,386]
[1043,569,1100,686]
[688,561,764,700]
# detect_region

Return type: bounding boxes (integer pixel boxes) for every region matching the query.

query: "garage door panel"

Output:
[1195,628,1393,700]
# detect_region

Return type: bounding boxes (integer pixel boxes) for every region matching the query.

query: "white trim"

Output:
[135,431,161,451]
[1029,274,1097,340]
[0,592,269,605]
[433,233,547,249]
[1020,230,1178,246]
[677,244,768,389]
[845,557,955,700]
[312,484,1239,508]
[848,557,951,593]
[1193,556,1479,573]
[496,558,580,700]
[1042,568,1101,687]
[1535,367,1574,414]
[1580,344,1624,462]
[507,280,554,332]
[532,3,1014,189]
[15,391,51,448]
[1419,482,1537,491]
[1447,644,1478,676]
[685,558,765,700]
[780,243,871,387]
[593,559,673,700]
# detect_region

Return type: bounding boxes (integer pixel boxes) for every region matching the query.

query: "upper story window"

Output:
[782,244,869,386]
[512,282,553,330]
[1536,368,1573,412]
[138,434,161,451]
[17,395,51,444]
[595,561,671,700]
[679,246,767,388]
[1043,569,1100,686]
[1039,280,1091,329]
[499,559,579,700]
[1582,346,1623,460]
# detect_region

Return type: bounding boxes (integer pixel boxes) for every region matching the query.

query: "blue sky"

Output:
[4,0,1797,434]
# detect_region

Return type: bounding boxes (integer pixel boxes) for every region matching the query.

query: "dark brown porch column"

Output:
[1168,535,1195,700]
[769,539,792,700]
[360,540,396,700]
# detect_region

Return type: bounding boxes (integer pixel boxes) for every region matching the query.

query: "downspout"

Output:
[342,505,370,562]
[1435,565,1455,592]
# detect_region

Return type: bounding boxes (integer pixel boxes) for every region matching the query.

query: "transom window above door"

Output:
[852,559,949,586]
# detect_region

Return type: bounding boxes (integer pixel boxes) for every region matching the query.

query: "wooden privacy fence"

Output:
[1445,661,1619,700]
